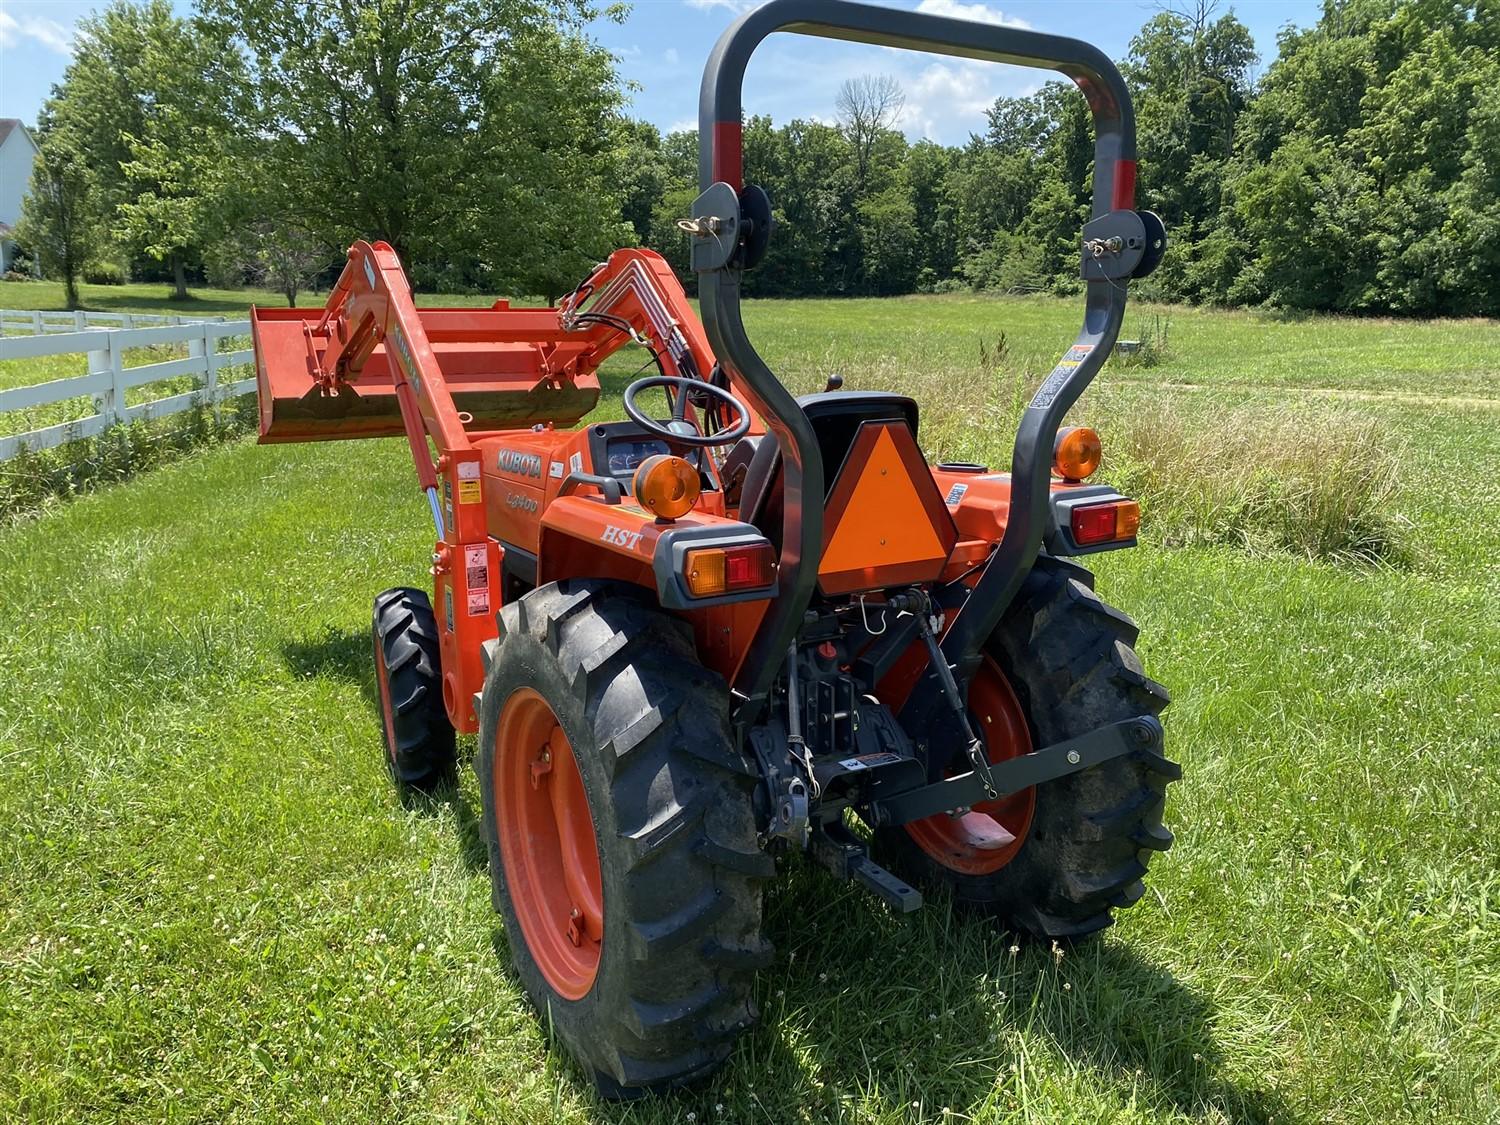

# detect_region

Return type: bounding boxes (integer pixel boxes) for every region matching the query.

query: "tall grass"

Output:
[1,397,258,523]
[1101,400,1411,565]
[839,333,1412,567]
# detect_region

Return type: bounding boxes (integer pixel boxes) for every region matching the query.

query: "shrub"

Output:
[1101,400,1411,566]
[82,260,127,286]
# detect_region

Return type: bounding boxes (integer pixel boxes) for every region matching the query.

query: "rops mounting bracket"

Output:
[686,183,774,272]
[1080,209,1147,281]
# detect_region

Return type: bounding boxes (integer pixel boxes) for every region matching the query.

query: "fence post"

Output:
[188,322,207,419]
[32,310,43,334]
[74,310,86,332]
[106,330,126,428]
[123,313,135,330]
[203,324,222,424]
[86,331,113,429]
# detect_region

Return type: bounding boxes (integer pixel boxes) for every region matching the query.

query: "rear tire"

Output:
[476,580,772,1096]
[883,556,1178,938]
[372,587,456,791]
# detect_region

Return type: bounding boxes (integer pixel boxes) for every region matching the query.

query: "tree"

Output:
[1123,4,1256,300]
[836,75,905,187]
[204,0,631,296]
[250,223,329,307]
[1445,79,1500,315]
[42,0,241,299]
[16,123,107,309]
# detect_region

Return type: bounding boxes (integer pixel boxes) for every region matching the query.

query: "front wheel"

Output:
[476,581,773,1096]
[372,587,456,791]
[883,556,1179,938]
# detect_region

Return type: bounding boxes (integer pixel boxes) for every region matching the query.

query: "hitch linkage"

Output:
[811,820,923,913]
[899,589,998,799]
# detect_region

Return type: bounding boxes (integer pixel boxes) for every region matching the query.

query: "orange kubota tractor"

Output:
[252,0,1175,1095]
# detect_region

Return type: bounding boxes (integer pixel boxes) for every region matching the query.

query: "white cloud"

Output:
[915,0,1030,29]
[0,8,76,54]
[897,59,1024,140]
[683,0,755,12]
[665,47,680,66]
[667,118,698,135]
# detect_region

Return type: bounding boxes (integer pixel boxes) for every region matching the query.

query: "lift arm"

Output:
[253,241,725,521]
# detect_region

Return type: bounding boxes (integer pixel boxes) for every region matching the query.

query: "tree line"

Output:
[16,0,1500,317]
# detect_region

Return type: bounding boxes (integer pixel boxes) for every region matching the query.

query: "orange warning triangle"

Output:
[819,423,956,594]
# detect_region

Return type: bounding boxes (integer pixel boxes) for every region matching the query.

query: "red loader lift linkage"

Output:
[254,242,726,733]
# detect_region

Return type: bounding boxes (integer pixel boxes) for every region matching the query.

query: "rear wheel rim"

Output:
[906,656,1036,875]
[494,688,603,999]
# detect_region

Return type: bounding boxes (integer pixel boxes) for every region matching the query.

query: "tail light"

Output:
[684,542,776,597]
[1071,500,1140,546]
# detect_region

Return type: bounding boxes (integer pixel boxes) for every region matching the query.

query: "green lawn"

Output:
[0,291,1496,1123]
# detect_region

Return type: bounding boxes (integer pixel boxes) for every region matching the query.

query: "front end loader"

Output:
[251,0,1176,1095]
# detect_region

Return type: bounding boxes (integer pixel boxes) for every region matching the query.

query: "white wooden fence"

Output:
[0,318,256,461]
[0,308,227,335]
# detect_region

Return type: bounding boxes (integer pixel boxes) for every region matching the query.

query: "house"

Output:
[0,119,40,273]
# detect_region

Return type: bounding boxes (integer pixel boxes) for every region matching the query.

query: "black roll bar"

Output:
[692,0,1142,727]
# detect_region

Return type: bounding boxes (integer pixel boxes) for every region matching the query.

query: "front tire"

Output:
[476,580,772,1096]
[372,587,456,791]
[884,556,1179,938]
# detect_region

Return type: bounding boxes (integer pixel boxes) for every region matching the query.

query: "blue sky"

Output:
[2,0,1318,143]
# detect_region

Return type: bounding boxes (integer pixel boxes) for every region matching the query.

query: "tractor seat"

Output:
[734,391,920,541]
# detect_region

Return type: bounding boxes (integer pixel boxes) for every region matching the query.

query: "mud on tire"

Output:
[476,580,773,1096]
[372,587,457,791]
[884,556,1179,939]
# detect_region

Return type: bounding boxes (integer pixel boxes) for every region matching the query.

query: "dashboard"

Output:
[605,435,671,476]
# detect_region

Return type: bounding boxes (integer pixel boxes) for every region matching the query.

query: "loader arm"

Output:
[250,240,734,734]
[557,248,718,384]
[311,241,472,515]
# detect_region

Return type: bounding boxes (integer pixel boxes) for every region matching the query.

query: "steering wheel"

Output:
[622,375,752,448]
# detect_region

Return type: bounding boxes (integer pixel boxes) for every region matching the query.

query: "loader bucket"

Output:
[252,304,602,443]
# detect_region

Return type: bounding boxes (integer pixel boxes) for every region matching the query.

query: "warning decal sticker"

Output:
[945,482,969,506]
[1030,343,1095,409]
[837,752,904,772]
[457,478,482,506]
[457,461,481,480]
[465,544,490,616]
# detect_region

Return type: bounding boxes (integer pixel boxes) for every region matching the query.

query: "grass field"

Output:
[1,285,1497,1123]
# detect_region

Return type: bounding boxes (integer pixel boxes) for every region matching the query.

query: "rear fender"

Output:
[538,499,775,609]
[538,497,662,593]
[931,468,1138,559]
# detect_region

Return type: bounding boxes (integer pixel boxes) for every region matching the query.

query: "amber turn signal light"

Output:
[1071,499,1140,546]
[684,542,777,597]
[1054,426,1102,481]
[632,454,700,520]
